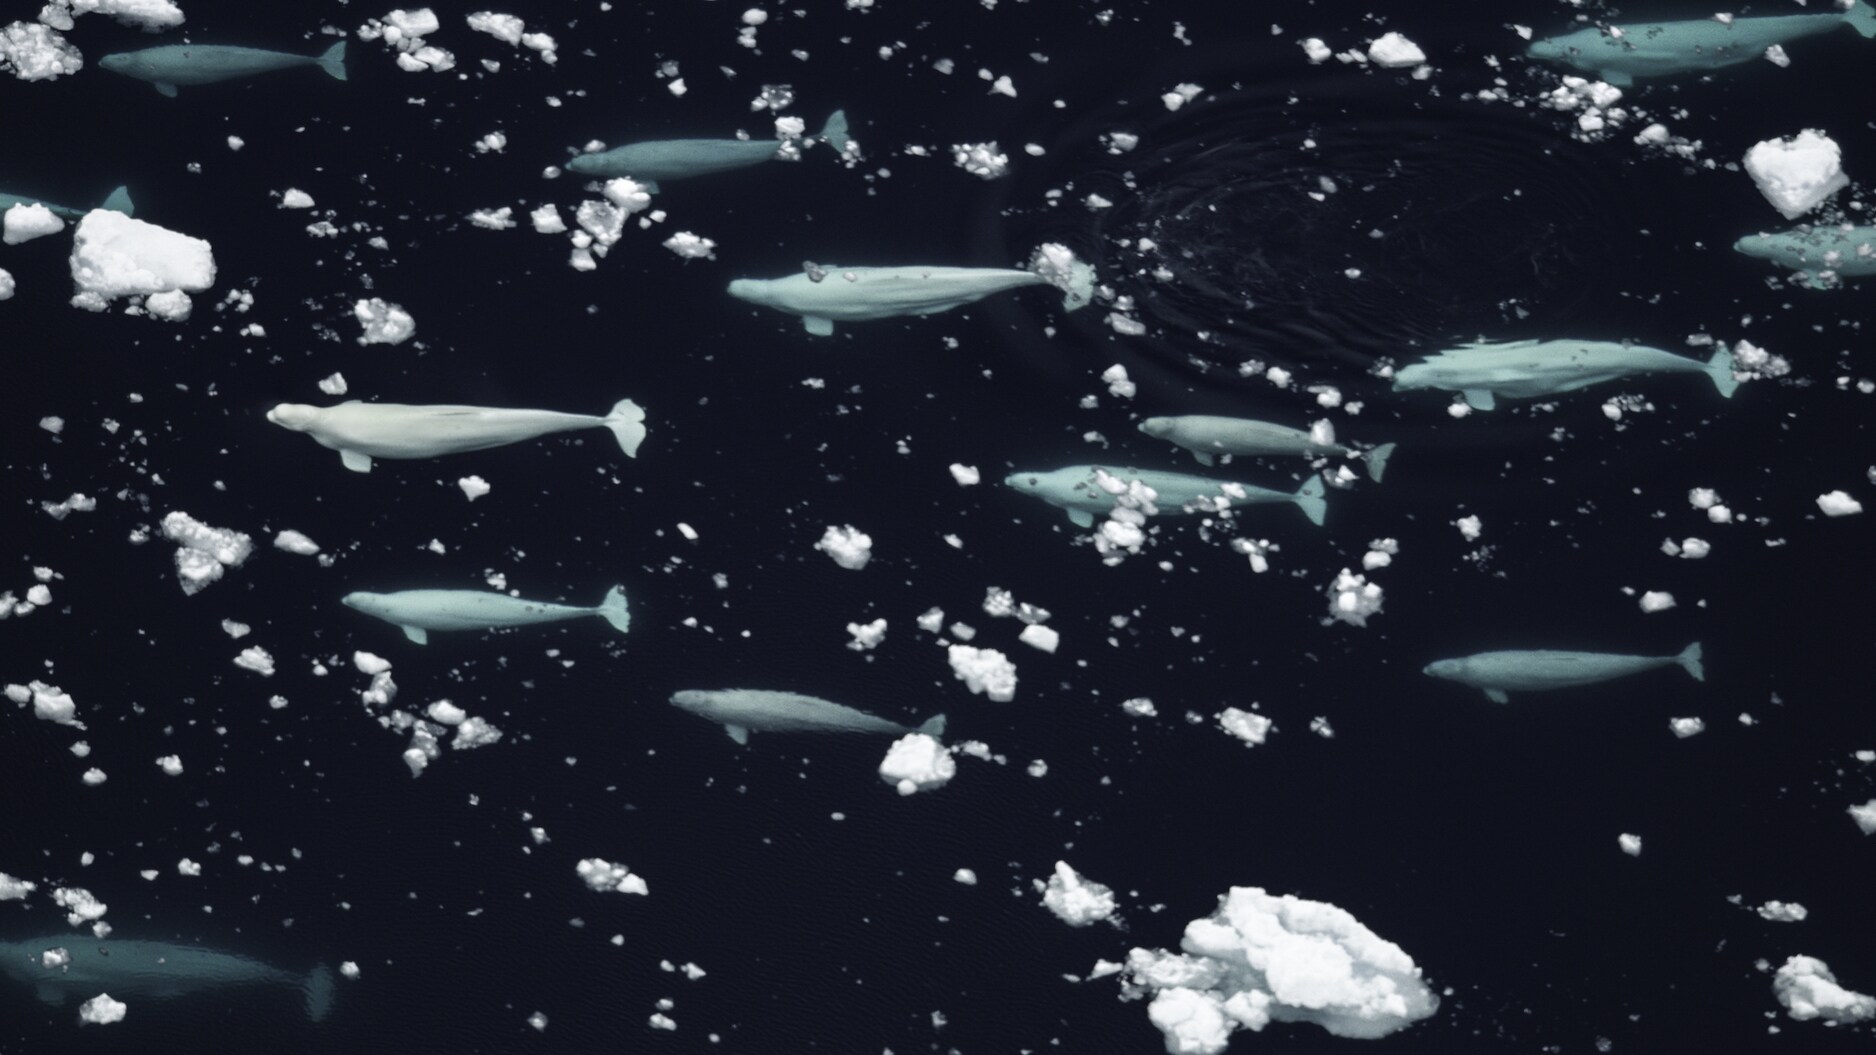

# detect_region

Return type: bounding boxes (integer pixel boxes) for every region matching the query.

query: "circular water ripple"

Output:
[987,72,1635,387]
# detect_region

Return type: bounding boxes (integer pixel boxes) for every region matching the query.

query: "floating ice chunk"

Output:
[815,524,873,570]
[1121,697,1158,718]
[1638,591,1676,613]
[1774,956,1875,1023]
[1039,861,1117,926]
[45,0,183,31]
[1300,37,1330,63]
[453,716,502,749]
[1743,130,1849,220]
[279,189,314,209]
[155,754,182,775]
[1325,569,1382,627]
[1123,886,1437,1047]
[0,268,12,300]
[40,493,95,520]
[1816,491,1862,517]
[1850,799,1876,835]
[1669,717,1705,738]
[0,22,83,81]
[948,464,979,486]
[354,298,415,345]
[273,529,320,555]
[1454,515,1481,541]
[353,651,392,676]
[161,512,252,595]
[530,203,566,234]
[458,475,490,501]
[952,141,1008,179]
[0,872,35,900]
[14,681,81,727]
[602,178,652,214]
[1366,31,1425,68]
[576,857,648,895]
[52,885,106,925]
[947,644,1016,701]
[469,207,516,229]
[1764,43,1791,68]
[1216,708,1271,746]
[233,646,275,676]
[77,993,125,1026]
[954,869,977,885]
[69,211,215,314]
[1101,364,1136,398]
[878,732,955,795]
[1018,624,1059,653]
[4,203,64,244]
[1757,901,1808,922]
[467,11,525,43]
[661,231,716,260]
[1161,82,1202,110]
[1618,833,1642,856]
[846,617,887,651]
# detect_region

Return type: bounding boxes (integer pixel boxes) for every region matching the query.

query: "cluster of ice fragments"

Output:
[1121,887,1438,1051]
[357,8,454,72]
[576,857,648,895]
[160,512,252,595]
[877,733,954,795]
[814,524,873,570]
[354,297,416,345]
[1773,956,1874,1023]
[0,21,83,80]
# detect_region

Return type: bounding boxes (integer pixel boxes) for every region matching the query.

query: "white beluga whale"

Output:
[99,41,347,95]
[1138,415,1396,482]
[267,397,647,473]
[1735,225,1876,284]
[0,935,335,1022]
[565,111,850,193]
[669,689,946,745]
[1526,5,1875,86]
[727,245,1096,336]
[0,185,133,221]
[1392,339,1739,410]
[343,585,630,645]
[1003,465,1327,528]
[1424,643,1704,703]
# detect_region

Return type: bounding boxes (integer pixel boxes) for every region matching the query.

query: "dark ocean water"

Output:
[4,0,1874,1053]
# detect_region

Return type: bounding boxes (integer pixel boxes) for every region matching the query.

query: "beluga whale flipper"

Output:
[0,935,336,1022]
[267,397,647,473]
[343,585,631,645]
[669,689,946,745]
[1004,465,1327,528]
[728,244,1095,336]
[1139,415,1396,482]
[0,185,134,221]
[1735,225,1876,286]
[1526,4,1875,86]
[1423,643,1704,703]
[1392,339,1739,410]
[565,110,851,192]
[99,41,347,95]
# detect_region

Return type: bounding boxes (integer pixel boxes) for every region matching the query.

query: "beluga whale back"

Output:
[267,397,647,473]
[1424,643,1704,703]
[565,110,851,192]
[0,935,336,1022]
[1139,415,1396,482]
[1526,4,1876,86]
[670,689,946,745]
[99,41,348,95]
[1392,339,1739,410]
[728,244,1095,336]
[343,585,631,645]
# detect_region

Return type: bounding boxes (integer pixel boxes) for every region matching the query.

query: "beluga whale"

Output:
[0,185,133,221]
[1004,466,1327,528]
[727,244,1096,336]
[1392,339,1739,410]
[343,585,631,645]
[99,41,347,95]
[1735,225,1876,285]
[565,111,851,193]
[266,397,647,473]
[669,689,946,746]
[0,935,335,1022]
[1424,643,1704,703]
[1138,415,1396,482]
[1526,5,1875,86]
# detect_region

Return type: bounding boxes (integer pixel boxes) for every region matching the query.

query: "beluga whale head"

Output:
[341,591,390,617]
[1002,472,1044,494]
[267,403,321,432]
[1137,417,1174,439]
[1422,658,1464,681]
[97,52,134,74]
[564,152,604,175]
[726,278,772,307]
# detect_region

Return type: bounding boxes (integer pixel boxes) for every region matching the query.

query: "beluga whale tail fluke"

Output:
[821,109,851,153]
[318,40,348,81]
[101,185,135,217]
[1675,641,1705,682]
[1704,347,1740,399]
[1030,243,1096,312]
[1293,474,1328,526]
[1363,442,1397,483]
[305,963,336,1022]
[596,585,632,635]
[603,398,649,458]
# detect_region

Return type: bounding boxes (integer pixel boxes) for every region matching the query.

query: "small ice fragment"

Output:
[354,298,416,345]
[1669,717,1705,739]
[1639,591,1676,613]
[815,525,873,570]
[1816,491,1862,517]
[1038,861,1116,926]
[459,476,491,501]
[878,733,955,795]
[77,993,126,1026]
[1366,31,1426,68]
[1618,833,1642,856]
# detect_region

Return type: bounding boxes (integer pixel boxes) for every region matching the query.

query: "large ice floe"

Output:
[1772,955,1875,1024]
[1121,887,1437,1052]
[0,21,82,80]
[68,210,215,318]
[1743,130,1849,220]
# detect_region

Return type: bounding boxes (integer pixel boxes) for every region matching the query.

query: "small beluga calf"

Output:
[1138,415,1396,482]
[1424,643,1704,703]
[669,689,946,746]
[566,110,851,192]
[344,586,630,645]
[1526,4,1874,86]
[1392,339,1738,411]
[1004,466,1327,528]
[1735,225,1876,286]
[0,185,133,221]
[0,935,335,1022]
[727,244,1096,336]
[99,41,347,96]
[267,397,647,473]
